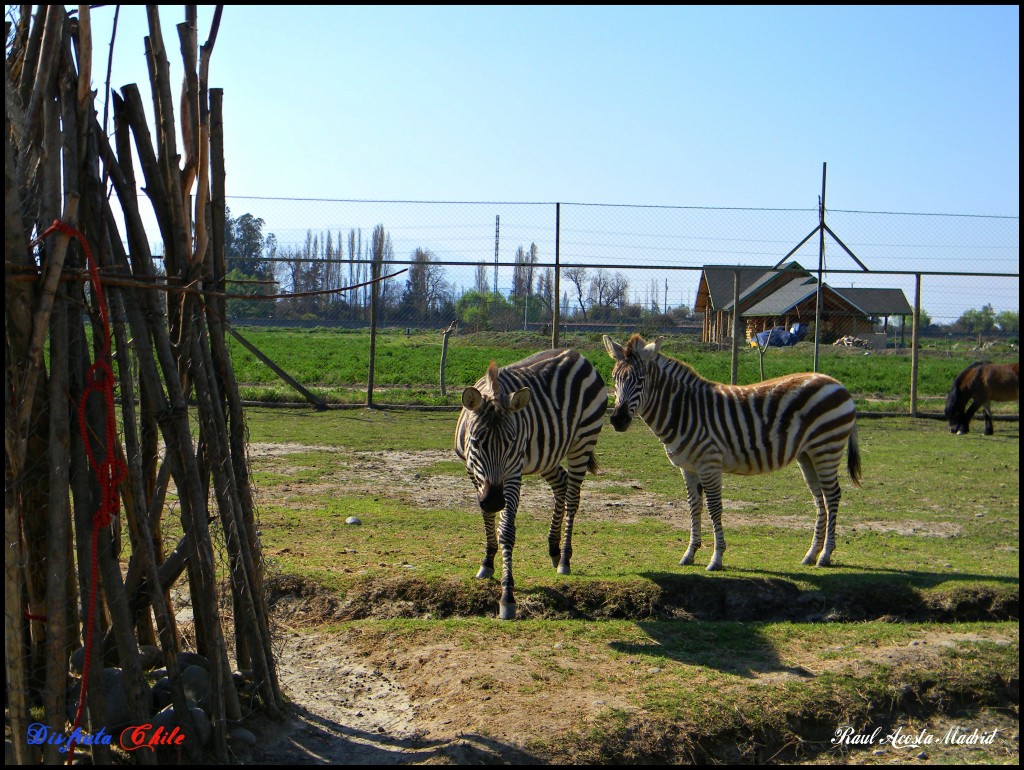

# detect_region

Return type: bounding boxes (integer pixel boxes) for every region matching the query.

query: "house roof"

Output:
[698,263,809,312]
[831,287,913,316]
[742,279,818,316]
[697,264,913,319]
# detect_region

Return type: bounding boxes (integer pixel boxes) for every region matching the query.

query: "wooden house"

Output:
[695,264,912,345]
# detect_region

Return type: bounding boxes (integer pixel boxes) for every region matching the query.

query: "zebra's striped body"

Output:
[604,334,861,571]
[455,349,607,619]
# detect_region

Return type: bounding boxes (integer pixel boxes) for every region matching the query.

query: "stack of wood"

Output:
[832,335,873,349]
[5,7,283,763]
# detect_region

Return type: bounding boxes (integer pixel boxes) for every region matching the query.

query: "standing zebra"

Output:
[603,334,861,571]
[455,349,607,619]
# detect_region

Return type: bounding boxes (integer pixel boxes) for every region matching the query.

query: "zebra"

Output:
[603,334,862,571]
[455,348,607,619]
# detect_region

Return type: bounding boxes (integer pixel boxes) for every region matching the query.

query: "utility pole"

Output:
[494,215,500,300]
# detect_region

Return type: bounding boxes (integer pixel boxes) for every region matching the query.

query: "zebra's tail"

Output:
[847,422,863,488]
[587,451,599,475]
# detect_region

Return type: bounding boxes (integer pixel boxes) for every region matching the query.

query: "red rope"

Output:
[39,220,126,764]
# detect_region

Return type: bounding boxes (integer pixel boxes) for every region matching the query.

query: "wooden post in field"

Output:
[440,320,457,397]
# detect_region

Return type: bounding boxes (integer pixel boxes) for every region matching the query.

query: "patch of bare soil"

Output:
[246,589,1018,765]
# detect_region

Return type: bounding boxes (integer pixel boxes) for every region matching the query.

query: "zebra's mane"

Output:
[624,334,706,384]
[478,361,517,413]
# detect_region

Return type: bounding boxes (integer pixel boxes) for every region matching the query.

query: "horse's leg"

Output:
[961,399,983,434]
[982,404,995,435]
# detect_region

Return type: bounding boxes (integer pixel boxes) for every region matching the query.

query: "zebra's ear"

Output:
[462,387,484,412]
[639,337,662,361]
[508,387,531,413]
[603,335,625,361]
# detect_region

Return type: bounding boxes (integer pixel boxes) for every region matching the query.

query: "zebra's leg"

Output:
[679,469,704,566]
[542,467,569,570]
[496,478,522,620]
[797,454,828,565]
[815,470,842,567]
[557,469,588,576]
[700,471,726,571]
[476,508,497,579]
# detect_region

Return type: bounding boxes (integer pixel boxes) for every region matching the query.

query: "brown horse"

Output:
[944,361,1019,435]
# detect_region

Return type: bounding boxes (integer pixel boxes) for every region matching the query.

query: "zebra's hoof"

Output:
[705,562,723,572]
[801,555,817,566]
[816,556,832,567]
[680,553,696,566]
[498,602,516,620]
[475,566,494,579]
[557,563,571,575]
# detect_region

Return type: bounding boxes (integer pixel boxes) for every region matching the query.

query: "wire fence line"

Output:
[208,197,1018,342]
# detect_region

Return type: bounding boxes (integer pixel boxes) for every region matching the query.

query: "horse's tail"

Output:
[847,422,862,488]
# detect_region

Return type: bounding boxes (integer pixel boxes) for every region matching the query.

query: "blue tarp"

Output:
[755,323,808,347]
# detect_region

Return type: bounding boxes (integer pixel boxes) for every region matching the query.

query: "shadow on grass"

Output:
[634,568,1019,623]
[606,620,814,679]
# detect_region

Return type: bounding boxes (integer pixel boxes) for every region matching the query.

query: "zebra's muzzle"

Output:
[609,407,633,432]
[478,482,505,513]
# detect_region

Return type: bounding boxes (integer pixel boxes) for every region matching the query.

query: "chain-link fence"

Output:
[214,197,1018,345]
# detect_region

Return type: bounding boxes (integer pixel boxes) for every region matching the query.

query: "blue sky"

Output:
[35,5,1017,321]
[79,5,1018,214]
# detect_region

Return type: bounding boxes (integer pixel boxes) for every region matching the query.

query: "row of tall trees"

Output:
[216,212,690,330]
[221,212,1019,339]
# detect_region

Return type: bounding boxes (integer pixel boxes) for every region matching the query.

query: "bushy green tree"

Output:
[955,304,996,337]
[995,310,1019,336]
[225,267,277,320]
[225,207,272,277]
[455,290,515,332]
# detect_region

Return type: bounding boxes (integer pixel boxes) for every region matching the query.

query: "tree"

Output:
[401,248,453,323]
[455,290,516,332]
[534,268,554,321]
[563,266,588,321]
[225,267,277,320]
[511,243,538,300]
[225,207,271,277]
[955,304,997,339]
[370,224,397,315]
[995,310,1019,336]
[474,263,490,294]
[587,270,629,319]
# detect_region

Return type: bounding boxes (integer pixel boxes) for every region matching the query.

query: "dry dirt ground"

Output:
[241,444,1017,765]
[245,615,1018,765]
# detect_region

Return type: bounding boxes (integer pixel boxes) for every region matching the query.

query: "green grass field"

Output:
[226,328,1020,418]
[228,404,1019,764]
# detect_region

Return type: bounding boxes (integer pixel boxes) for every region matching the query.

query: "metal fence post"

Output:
[731,268,741,384]
[911,273,922,417]
[552,202,561,349]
